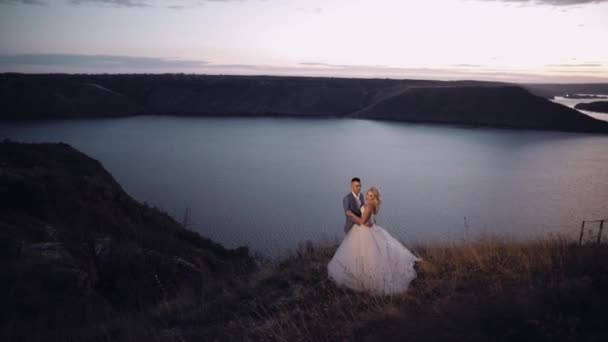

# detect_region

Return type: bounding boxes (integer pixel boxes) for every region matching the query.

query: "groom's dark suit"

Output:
[343,192,365,234]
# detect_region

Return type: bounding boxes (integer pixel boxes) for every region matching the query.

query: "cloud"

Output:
[1,0,246,8]
[299,62,390,69]
[69,0,153,8]
[2,56,606,83]
[0,53,207,69]
[476,0,608,5]
[294,61,608,82]
[545,63,604,67]
[5,0,607,7]
[0,0,46,5]
[452,64,484,68]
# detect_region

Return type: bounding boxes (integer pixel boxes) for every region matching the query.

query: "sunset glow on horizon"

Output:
[1,0,607,83]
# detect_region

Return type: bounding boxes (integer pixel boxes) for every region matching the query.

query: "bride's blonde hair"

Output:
[366,187,381,209]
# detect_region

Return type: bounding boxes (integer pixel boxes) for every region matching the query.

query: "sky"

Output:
[0,0,607,83]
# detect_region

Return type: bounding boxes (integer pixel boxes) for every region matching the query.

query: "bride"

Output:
[328,187,421,295]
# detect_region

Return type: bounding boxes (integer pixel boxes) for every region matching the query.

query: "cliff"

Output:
[0,139,256,341]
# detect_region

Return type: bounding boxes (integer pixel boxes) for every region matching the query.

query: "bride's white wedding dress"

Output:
[328,206,420,295]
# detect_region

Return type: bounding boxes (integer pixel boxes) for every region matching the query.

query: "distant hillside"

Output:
[2,73,608,133]
[575,101,608,114]
[350,85,608,132]
[522,83,608,99]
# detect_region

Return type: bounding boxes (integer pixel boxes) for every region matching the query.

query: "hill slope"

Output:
[350,85,608,132]
[2,73,607,133]
[0,139,256,341]
[1,140,607,341]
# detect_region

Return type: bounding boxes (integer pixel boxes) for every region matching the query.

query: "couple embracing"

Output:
[327,177,421,295]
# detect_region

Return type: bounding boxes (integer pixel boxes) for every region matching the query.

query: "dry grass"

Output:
[211,235,608,342]
[13,235,605,342]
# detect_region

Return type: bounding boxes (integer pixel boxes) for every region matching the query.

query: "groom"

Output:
[343,177,366,234]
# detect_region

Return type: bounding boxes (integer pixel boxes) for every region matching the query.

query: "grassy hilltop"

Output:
[1,140,607,341]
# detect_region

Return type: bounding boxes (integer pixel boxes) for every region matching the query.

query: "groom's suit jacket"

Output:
[343,192,365,234]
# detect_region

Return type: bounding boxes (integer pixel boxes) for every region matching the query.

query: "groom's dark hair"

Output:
[351,177,361,183]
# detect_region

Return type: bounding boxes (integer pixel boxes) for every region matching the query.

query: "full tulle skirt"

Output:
[327,223,420,295]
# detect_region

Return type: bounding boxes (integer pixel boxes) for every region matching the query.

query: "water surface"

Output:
[2,116,607,257]
[551,96,608,122]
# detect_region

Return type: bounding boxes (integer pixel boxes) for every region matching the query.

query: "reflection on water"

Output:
[1,116,607,257]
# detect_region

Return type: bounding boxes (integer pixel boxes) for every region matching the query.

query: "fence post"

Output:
[579,221,585,246]
[597,220,604,245]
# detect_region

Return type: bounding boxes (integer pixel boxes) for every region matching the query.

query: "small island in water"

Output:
[575,101,608,114]
[1,139,607,341]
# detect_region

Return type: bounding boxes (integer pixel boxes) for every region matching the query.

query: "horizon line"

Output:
[2,71,608,85]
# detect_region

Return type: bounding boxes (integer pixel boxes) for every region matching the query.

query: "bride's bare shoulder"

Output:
[371,202,380,214]
[365,202,378,214]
